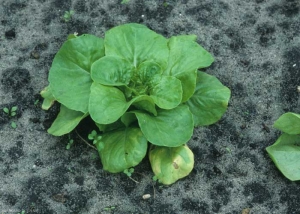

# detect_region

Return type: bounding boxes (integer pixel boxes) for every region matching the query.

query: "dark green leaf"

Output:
[96,127,148,173]
[48,105,88,136]
[91,56,134,86]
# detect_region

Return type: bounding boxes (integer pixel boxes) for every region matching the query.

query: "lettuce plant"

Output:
[41,23,230,184]
[266,112,300,181]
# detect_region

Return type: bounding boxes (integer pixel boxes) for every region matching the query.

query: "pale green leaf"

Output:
[149,144,194,185]
[40,85,56,110]
[274,112,300,135]
[266,133,300,181]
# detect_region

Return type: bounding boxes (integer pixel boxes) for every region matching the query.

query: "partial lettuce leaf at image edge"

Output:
[186,71,231,126]
[266,133,300,181]
[135,105,194,147]
[273,112,300,135]
[49,34,105,113]
[48,105,88,136]
[149,145,194,185]
[96,127,148,173]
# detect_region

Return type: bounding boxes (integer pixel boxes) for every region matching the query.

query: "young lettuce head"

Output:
[41,23,230,185]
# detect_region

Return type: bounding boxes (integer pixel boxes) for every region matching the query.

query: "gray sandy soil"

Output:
[0,0,300,213]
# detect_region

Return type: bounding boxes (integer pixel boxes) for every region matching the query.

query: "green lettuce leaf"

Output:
[91,56,134,86]
[40,85,56,110]
[48,105,88,136]
[186,71,230,126]
[165,36,214,102]
[273,112,300,135]
[134,105,194,147]
[89,83,150,124]
[96,127,148,173]
[149,76,182,109]
[266,133,300,181]
[149,144,194,185]
[49,34,105,113]
[104,23,169,68]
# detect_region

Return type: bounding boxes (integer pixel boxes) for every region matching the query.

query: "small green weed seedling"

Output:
[11,121,17,129]
[123,168,134,177]
[104,206,116,211]
[121,0,130,4]
[41,23,231,184]
[3,106,17,117]
[88,130,102,144]
[3,106,18,129]
[34,99,40,106]
[18,210,25,214]
[266,112,300,181]
[66,138,74,150]
[62,10,74,22]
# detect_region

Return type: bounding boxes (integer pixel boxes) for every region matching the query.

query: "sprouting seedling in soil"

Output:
[11,121,17,129]
[123,168,134,177]
[3,106,17,117]
[62,10,74,22]
[88,130,102,144]
[66,137,74,150]
[121,0,130,4]
[34,99,39,106]
[104,206,116,211]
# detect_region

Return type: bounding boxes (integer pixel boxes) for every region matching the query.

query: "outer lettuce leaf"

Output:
[266,133,300,181]
[149,144,194,185]
[91,56,134,86]
[96,127,148,173]
[134,105,194,147]
[165,36,214,102]
[49,34,105,113]
[186,71,230,126]
[104,23,169,69]
[48,105,88,136]
[273,112,300,135]
[40,85,56,110]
